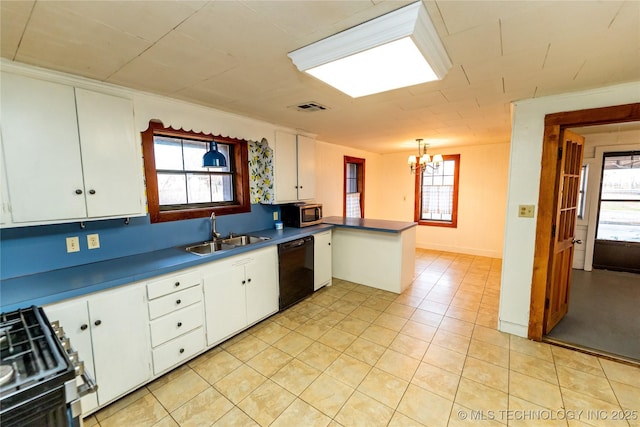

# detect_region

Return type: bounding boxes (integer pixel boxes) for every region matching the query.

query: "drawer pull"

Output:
[247,278,252,283]
[179,348,185,354]
[80,324,88,331]
[174,281,180,287]
[94,320,102,326]
[176,299,181,305]
[177,322,183,328]
[241,280,246,285]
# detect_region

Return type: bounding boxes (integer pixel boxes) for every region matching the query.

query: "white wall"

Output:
[375,143,510,258]
[314,141,383,218]
[499,81,640,337]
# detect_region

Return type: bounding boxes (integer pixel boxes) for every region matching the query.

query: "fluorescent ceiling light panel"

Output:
[288,1,451,98]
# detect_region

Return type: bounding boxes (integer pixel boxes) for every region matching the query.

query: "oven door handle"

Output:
[75,362,98,396]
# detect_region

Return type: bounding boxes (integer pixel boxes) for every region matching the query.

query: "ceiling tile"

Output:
[50,1,206,42]
[15,2,151,80]
[0,1,34,60]
[500,1,625,54]
[436,0,540,35]
[108,31,238,94]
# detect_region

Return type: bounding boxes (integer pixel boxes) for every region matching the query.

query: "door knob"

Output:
[572,239,583,244]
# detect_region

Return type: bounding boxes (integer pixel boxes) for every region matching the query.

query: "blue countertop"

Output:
[0,225,333,312]
[323,216,417,233]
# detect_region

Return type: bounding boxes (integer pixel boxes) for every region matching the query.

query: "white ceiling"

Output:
[1,1,639,153]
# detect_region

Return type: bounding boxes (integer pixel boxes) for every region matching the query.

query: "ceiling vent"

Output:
[289,102,329,112]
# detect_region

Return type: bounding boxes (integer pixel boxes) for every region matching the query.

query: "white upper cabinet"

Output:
[1,73,86,223]
[75,88,144,218]
[296,134,316,201]
[0,72,145,226]
[273,130,316,203]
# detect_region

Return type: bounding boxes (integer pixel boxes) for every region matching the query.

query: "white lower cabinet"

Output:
[314,231,332,290]
[41,244,284,414]
[44,283,152,413]
[203,246,279,346]
[146,270,205,376]
[44,299,98,414]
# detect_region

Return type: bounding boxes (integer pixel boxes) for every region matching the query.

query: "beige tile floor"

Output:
[85,249,640,427]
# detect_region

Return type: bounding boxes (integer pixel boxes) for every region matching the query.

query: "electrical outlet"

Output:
[66,237,80,253]
[518,205,535,218]
[87,234,100,249]
[273,211,279,221]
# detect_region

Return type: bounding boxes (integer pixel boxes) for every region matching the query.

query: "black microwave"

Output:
[281,203,323,227]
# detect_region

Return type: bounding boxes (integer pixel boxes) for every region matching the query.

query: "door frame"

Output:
[343,156,365,217]
[528,103,640,341]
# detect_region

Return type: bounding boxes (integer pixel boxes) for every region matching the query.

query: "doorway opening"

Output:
[344,156,365,218]
[592,150,640,273]
[546,129,640,362]
[529,103,640,335]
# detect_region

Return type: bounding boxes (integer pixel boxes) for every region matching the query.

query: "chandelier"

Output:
[408,139,443,174]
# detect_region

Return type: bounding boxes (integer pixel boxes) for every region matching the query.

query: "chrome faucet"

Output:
[210,212,221,240]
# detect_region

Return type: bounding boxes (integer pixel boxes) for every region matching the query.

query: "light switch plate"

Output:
[66,236,80,253]
[87,234,100,249]
[518,205,535,218]
[273,211,278,221]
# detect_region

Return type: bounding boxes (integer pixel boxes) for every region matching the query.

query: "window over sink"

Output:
[141,122,250,223]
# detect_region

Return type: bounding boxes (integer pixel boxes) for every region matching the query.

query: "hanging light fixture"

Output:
[202,140,227,168]
[408,139,443,173]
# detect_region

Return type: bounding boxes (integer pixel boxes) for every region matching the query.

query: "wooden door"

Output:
[545,129,585,332]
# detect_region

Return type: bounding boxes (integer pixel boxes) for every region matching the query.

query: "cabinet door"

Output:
[245,247,279,325]
[44,299,99,414]
[274,130,299,203]
[203,259,247,346]
[0,133,10,225]
[0,72,86,222]
[297,135,316,200]
[75,89,144,218]
[314,231,332,290]
[88,284,151,406]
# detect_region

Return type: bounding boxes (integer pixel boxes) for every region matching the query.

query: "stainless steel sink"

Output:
[185,241,236,256]
[221,235,271,246]
[184,234,271,256]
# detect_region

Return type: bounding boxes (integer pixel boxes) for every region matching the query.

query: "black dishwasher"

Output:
[278,236,314,310]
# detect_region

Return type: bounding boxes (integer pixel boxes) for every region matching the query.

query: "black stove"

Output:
[0,306,82,427]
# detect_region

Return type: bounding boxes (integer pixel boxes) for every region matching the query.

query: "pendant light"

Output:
[202,140,227,168]
[408,138,442,173]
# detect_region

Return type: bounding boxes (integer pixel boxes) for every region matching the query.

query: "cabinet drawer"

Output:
[147,271,201,300]
[148,286,202,320]
[150,303,203,347]
[152,327,205,375]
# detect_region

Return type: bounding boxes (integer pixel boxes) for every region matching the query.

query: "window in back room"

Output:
[344,156,365,218]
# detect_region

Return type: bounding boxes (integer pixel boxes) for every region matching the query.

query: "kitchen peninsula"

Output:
[323,216,417,294]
